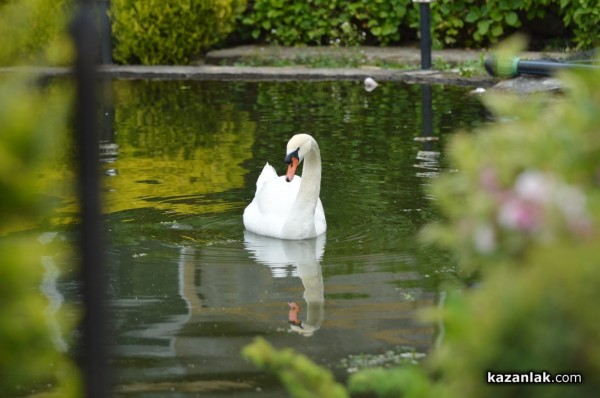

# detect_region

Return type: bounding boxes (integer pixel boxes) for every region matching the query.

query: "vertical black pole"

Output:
[415,0,432,70]
[71,2,107,398]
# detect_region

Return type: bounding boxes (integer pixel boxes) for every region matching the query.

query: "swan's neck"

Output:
[283,143,322,237]
[297,147,321,206]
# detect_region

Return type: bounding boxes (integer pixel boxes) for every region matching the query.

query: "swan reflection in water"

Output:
[244,231,325,336]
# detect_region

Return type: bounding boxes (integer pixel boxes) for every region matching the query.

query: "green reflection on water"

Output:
[101,80,485,251]
[100,79,487,274]
[105,80,256,215]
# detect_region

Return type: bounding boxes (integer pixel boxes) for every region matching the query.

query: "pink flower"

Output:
[514,171,552,203]
[497,197,542,231]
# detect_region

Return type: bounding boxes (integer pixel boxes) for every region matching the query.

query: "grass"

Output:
[224,45,488,76]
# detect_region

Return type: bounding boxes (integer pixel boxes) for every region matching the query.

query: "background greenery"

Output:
[110,0,246,64]
[108,0,598,65]
[0,0,72,66]
[240,0,599,50]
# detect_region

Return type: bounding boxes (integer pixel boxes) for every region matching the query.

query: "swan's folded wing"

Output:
[256,175,300,217]
[256,162,279,190]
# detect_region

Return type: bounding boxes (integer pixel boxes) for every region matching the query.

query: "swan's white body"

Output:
[243,134,326,240]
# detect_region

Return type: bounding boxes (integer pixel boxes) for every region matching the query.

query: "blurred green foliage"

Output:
[239,0,599,49]
[0,0,79,396]
[422,52,600,274]
[242,48,600,397]
[0,0,73,66]
[110,0,246,65]
[0,79,79,396]
[243,337,349,398]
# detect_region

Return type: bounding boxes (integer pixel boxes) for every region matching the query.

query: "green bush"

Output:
[422,52,600,273]
[430,0,599,49]
[239,0,599,49]
[110,0,246,65]
[424,0,552,47]
[561,0,600,49]
[0,0,73,66]
[240,0,410,46]
[243,337,349,398]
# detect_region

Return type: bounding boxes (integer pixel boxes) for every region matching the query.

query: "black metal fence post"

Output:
[413,0,434,70]
[71,1,107,397]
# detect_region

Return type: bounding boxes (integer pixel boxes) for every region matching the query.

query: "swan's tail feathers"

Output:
[256,162,279,189]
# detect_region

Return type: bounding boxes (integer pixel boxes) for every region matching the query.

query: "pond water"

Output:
[94,79,487,396]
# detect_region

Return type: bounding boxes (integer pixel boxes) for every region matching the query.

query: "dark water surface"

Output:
[98,80,487,396]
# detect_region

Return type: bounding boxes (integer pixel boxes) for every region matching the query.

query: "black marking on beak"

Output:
[284,148,300,164]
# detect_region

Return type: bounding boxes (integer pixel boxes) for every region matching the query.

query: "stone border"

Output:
[204,45,565,68]
[1,65,495,87]
[1,63,565,93]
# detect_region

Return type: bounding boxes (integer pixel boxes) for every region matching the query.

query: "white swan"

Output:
[243,134,326,240]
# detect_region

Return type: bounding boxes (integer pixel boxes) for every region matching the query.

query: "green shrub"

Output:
[429,0,598,49]
[0,0,73,66]
[240,0,599,49]
[240,0,409,46]
[243,337,349,398]
[111,0,246,65]
[426,0,537,47]
[561,0,600,49]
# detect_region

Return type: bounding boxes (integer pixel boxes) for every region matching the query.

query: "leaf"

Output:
[505,11,519,27]
[477,20,491,35]
[491,24,503,37]
[465,9,480,23]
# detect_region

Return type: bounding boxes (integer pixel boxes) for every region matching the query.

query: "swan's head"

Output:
[284,134,315,182]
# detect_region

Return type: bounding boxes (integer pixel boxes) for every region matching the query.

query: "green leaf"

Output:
[491,24,503,37]
[465,9,480,23]
[477,20,491,35]
[505,11,519,26]
[490,9,503,22]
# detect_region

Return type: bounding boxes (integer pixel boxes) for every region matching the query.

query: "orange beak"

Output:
[285,156,299,182]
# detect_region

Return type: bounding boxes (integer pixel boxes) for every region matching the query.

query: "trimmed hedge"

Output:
[239,0,599,49]
[110,0,246,65]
